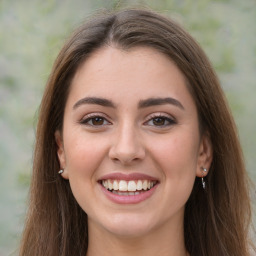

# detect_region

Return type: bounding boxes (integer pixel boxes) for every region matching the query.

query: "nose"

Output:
[108,122,146,165]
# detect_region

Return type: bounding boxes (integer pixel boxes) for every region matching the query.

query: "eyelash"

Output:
[144,113,176,127]
[79,113,111,127]
[79,113,176,128]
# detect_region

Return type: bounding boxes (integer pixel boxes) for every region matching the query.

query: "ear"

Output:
[55,130,69,180]
[196,132,213,177]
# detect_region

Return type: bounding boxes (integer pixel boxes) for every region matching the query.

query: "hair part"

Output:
[19,8,254,256]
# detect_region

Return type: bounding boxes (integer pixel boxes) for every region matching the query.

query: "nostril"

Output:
[111,156,142,165]
[108,131,146,164]
[109,147,146,165]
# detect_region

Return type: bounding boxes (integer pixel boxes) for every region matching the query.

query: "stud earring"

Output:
[58,169,64,174]
[201,167,207,189]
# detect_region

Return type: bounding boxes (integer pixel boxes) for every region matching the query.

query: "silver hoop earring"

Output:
[201,168,207,189]
[58,169,64,174]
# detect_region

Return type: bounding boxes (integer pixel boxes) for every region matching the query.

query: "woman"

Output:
[19,8,254,256]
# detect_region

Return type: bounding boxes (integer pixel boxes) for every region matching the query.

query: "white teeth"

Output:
[127,181,137,191]
[101,179,157,192]
[103,180,108,188]
[119,180,128,191]
[108,180,113,190]
[113,180,119,190]
[142,180,148,190]
[112,191,137,196]
[137,180,142,190]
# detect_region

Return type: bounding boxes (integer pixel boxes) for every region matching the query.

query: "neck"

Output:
[86,216,187,256]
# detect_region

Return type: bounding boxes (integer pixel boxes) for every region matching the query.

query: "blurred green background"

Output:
[0,0,255,255]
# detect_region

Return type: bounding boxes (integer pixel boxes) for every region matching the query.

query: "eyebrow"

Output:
[138,97,185,110]
[73,97,116,109]
[73,96,184,110]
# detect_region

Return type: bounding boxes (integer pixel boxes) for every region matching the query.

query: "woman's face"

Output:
[56,46,212,238]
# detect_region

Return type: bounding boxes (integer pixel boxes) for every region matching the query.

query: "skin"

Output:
[55,46,212,256]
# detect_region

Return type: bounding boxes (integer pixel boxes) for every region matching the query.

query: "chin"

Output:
[107,224,153,238]
[99,212,155,238]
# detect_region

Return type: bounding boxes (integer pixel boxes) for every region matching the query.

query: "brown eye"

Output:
[152,117,166,126]
[91,117,104,125]
[80,115,111,126]
[145,115,176,127]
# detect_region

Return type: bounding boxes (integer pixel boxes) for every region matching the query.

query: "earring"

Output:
[58,169,64,174]
[201,168,207,189]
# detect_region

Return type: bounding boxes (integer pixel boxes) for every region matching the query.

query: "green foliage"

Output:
[17,172,31,188]
[215,47,235,72]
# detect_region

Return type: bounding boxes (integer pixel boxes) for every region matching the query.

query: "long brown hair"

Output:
[19,9,254,256]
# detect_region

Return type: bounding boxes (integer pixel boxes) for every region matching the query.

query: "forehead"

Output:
[67,46,195,109]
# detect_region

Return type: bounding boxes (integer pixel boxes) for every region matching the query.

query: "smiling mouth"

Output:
[100,179,158,196]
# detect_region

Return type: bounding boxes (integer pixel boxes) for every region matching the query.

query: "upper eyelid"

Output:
[143,113,177,127]
[79,113,112,127]
[79,112,175,123]
[145,112,175,121]
[80,112,110,120]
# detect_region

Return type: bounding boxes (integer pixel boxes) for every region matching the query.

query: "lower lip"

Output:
[100,183,159,204]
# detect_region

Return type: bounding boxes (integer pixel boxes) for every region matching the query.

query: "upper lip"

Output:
[98,172,159,181]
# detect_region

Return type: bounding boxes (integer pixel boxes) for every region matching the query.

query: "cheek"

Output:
[63,133,108,212]
[150,130,200,181]
[144,131,200,220]
[64,132,107,179]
